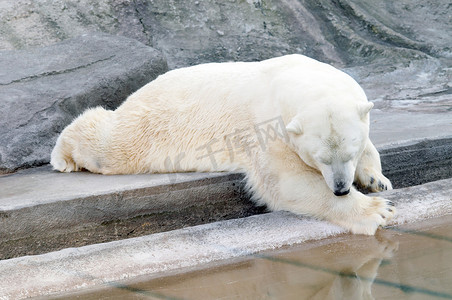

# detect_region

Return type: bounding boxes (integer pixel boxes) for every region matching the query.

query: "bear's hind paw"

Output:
[50,157,78,173]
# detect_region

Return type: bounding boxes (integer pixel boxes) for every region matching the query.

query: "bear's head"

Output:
[285,102,374,196]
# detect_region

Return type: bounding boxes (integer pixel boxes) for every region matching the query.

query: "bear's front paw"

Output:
[355,168,393,193]
[342,197,396,235]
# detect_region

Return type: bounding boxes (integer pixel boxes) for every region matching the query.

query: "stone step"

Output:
[0,177,451,299]
[0,110,451,259]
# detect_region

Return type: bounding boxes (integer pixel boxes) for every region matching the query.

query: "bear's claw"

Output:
[337,196,396,235]
[355,168,393,193]
[378,182,387,191]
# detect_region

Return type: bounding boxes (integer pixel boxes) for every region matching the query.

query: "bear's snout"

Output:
[333,180,350,196]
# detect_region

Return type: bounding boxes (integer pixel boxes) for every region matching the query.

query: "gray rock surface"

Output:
[0,33,168,173]
[1,0,450,64]
[0,0,450,109]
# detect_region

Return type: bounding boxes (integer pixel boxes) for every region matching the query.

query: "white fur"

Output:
[51,54,395,235]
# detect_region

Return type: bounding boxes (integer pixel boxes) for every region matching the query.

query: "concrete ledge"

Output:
[381,137,452,188]
[0,107,450,298]
[1,137,451,258]
[0,178,451,300]
[0,167,264,259]
[368,109,452,188]
[0,109,451,259]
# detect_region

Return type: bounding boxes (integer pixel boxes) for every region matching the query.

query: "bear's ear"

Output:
[358,102,374,119]
[286,118,303,135]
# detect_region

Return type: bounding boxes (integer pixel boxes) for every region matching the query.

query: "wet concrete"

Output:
[54,215,452,300]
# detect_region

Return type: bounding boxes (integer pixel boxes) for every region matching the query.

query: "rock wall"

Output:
[0,34,167,173]
[1,0,450,67]
[1,0,451,108]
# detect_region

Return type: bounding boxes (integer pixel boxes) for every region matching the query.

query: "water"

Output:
[52,215,452,299]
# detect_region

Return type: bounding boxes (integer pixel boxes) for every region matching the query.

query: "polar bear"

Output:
[51,54,395,235]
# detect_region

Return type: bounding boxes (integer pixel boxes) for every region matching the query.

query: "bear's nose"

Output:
[334,189,350,196]
[333,180,350,196]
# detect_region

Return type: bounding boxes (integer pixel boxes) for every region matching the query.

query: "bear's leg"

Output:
[274,170,396,235]
[247,148,395,235]
[354,139,392,192]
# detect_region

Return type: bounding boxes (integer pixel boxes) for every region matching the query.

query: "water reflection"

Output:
[53,216,452,300]
[255,232,398,300]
